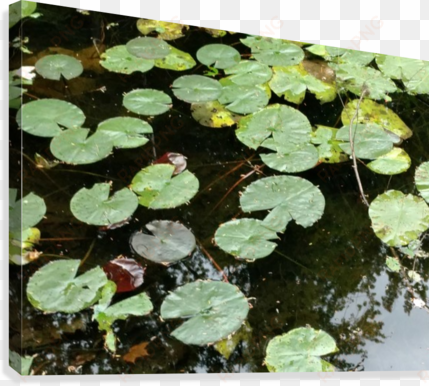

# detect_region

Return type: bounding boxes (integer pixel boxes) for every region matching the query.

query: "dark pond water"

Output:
[9,3,429,375]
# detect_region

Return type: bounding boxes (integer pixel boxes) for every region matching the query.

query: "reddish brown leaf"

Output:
[103,257,144,293]
[154,152,187,175]
[123,341,150,363]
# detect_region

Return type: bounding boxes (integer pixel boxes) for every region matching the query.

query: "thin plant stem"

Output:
[79,239,97,267]
[197,238,228,282]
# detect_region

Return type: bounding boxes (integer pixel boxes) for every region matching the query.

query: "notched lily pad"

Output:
[50,128,113,164]
[172,75,222,103]
[100,45,154,74]
[369,190,429,246]
[70,183,138,226]
[196,44,240,69]
[97,117,153,149]
[35,54,83,80]
[26,259,108,313]
[136,19,189,40]
[123,89,172,116]
[191,101,241,128]
[10,190,46,232]
[126,37,171,60]
[160,280,250,345]
[367,148,411,175]
[131,164,199,209]
[17,99,86,137]
[311,125,348,164]
[224,60,272,86]
[154,46,196,71]
[218,84,269,114]
[265,327,338,372]
[131,220,196,265]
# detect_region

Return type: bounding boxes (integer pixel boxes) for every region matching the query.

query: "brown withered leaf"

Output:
[302,59,336,84]
[123,341,150,364]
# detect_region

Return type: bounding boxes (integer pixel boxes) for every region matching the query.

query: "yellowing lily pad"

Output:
[136,19,189,40]
[154,46,196,71]
[191,101,241,128]
[367,148,411,175]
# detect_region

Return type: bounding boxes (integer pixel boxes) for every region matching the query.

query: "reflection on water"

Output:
[9,3,429,374]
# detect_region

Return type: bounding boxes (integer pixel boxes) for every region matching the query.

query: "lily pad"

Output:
[191,101,241,128]
[242,37,304,67]
[16,99,86,137]
[386,256,401,272]
[160,280,250,345]
[50,128,113,164]
[269,64,336,104]
[103,258,144,293]
[154,46,196,71]
[136,19,189,40]
[265,327,338,372]
[240,175,325,229]
[367,148,411,175]
[236,104,312,150]
[123,89,172,116]
[9,350,34,376]
[100,45,154,74]
[70,183,138,226]
[260,142,319,173]
[131,164,199,209]
[196,44,240,69]
[336,123,395,159]
[97,117,153,148]
[26,259,108,313]
[172,75,222,103]
[9,191,46,232]
[376,55,429,95]
[369,190,429,246]
[332,62,398,101]
[341,99,412,140]
[35,54,83,80]
[215,218,278,261]
[218,84,269,114]
[224,60,272,86]
[311,125,348,163]
[415,162,429,203]
[131,220,196,265]
[126,37,171,59]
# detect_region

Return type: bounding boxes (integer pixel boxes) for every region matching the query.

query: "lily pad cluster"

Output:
[16,99,154,164]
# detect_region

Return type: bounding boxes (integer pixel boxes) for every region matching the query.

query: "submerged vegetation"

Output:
[9,1,429,375]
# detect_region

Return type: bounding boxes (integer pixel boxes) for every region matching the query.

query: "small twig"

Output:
[79,239,97,267]
[197,239,228,282]
[348,87,370,207]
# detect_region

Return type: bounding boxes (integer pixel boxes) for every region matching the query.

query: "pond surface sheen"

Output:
[9,4,429,375]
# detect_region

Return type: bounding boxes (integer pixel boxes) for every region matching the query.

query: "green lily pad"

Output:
[265,327,338,372]
[100,45,154,74]
[369,190,429,246]
[35,54,83,80]
[70,183,138,226]
[191,101,241,128]
[26,259,108,313]
[9,1,37,28]
[224,60,272,86]
[218,84,269,114]
[376,54,429,95]
[325,46,348,57]
[172,75,222,103]
[50,128,113,165]
[136,19,189,40]
[325,47,375,66]
[241,37,304,67]
[269,64,336,104]
[131,220,196,265]
[123,89,172,116]
[386,256,401,272]
[131,164,199,209]
[306,44,328,57]
[415,162,429,203]
[9,191,46,232]
[9,227,42,266]
[341,99,412,140]
[97,117,153,148]
[94,281,153,352]
[236,104,312,150]
[336,123,395,159]
[154,46,196,71]
[367,148,411,175]
[9,350,34,376]
[215,218,278,260]
[311,125,348,163]
[16,99,86,137]
[240,175,325,230]
[260,143,319,173]
[126,37,171,59]
[160,280,250,345]
[196,44,240,69]
[332,62,398,101]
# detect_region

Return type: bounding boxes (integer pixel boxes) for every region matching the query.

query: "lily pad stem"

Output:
[197,239,229,282]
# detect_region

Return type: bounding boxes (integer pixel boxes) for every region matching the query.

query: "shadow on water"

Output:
[8,3,429,374]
